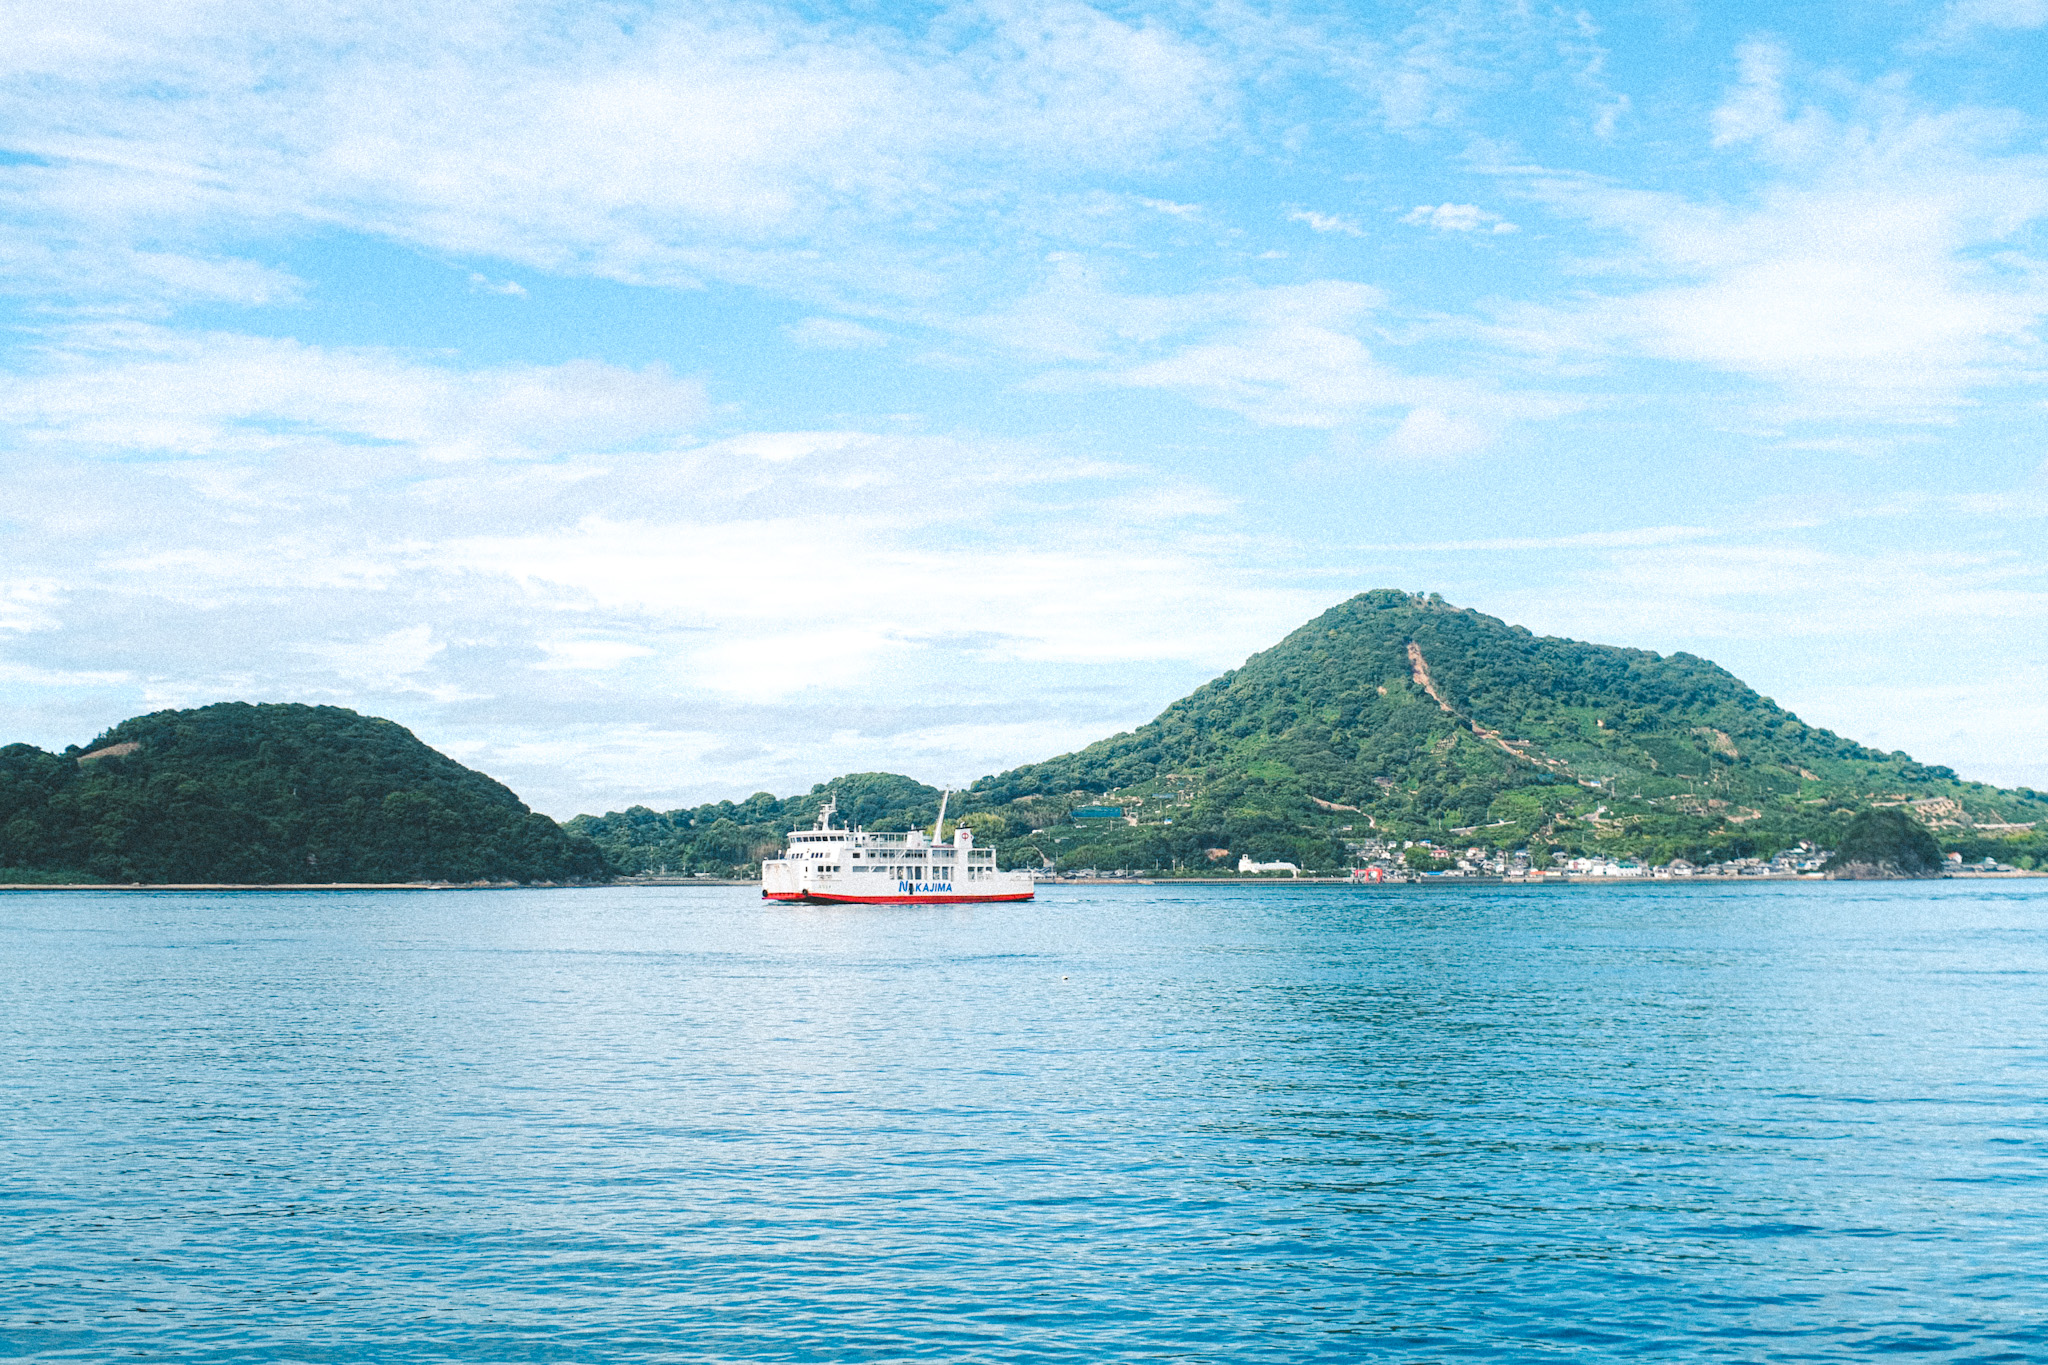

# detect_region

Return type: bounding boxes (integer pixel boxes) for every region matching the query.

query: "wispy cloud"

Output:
[1493,43,2048,415]
[1401,203,1516,234]
[786,317,892,350]
[0,324,707,462]
[0,0,1236,304]
[1289,209,1363,236]
[1926,0,2048,42]
[1356,526,1717,552]
[467,272,527,297]
[1,5,2044,808]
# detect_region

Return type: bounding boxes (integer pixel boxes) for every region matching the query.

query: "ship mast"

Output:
[931,788,950,843]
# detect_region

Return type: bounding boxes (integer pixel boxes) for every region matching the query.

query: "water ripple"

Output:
[3,881,2046,1360]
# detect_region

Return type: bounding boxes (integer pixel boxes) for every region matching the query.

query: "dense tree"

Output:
[572,590,2048,878]
[950,590,2046,871]
[0,703,609,884]
[1824,809,1945,879]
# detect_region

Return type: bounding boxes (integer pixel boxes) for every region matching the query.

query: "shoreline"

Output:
[1032,871,2046,886]
[0,881,600,892]
[6,871,2040,891]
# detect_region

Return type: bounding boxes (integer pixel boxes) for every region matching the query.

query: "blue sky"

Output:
[3,0,2046,815]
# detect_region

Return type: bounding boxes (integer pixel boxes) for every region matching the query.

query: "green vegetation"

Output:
[0,703,608,884]
[0,865,102,885]
[566,772,946,877]
[1404,846,1455,873]
[580,590,2047,878]
[944,590,2048,873]
[1824,809,1945,879]
[10,593,2036,888]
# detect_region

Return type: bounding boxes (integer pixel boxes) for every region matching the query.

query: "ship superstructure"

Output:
[761,792,1033,904]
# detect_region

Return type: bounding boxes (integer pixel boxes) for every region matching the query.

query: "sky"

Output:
[3,0,2046,817]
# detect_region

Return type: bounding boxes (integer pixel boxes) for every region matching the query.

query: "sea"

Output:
[3,880,2045,1362]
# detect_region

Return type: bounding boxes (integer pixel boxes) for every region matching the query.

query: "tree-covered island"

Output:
[0,702,608,884]
[5,593,2040,885]
[572,591,2047,880]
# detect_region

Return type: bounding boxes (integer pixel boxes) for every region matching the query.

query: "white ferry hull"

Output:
[764,887,1033,904]
[759,794,1032,905]
[761,866,1035,904]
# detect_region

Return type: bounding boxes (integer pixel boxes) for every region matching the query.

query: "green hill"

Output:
[566,772,944,876]
[0,702,610,884]
[572,589,2047,877]
[962,590,2046,872]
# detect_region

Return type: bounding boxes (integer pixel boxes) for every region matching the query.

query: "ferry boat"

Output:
[761,792,1034,904]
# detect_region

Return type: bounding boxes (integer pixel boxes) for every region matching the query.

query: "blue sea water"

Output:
[3,881,2046,1362]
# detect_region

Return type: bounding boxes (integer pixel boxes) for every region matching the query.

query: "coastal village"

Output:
[1046,840,2031,883]
[1024,786,2039,883]
[1036,823,2032,883]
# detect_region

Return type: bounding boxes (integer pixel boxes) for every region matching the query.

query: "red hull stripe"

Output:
[763,891,1034,904]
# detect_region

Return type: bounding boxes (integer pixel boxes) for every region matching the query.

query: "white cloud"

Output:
[1931,0,2048,39]
[0,0,1234,302]
[1290,209,1363,236]
[984,271,1571,439]
[1376,406,1494,459]
[467,272,527,297]
[533,640,657,671]
[963,263,1374,364]
[786,317,892,350]
[295,624,481,701]
[1111,322,1411,428]
[1401,203,1516,234]
[1500,46,2048,413]
[0,325,707,463]
[709,431,869,464]
[0,348,1309,810]
[1709,42,1809,154]
[429,510,1298,673]
[0,662,133,687]
[1359,526,1716,552]
[0,580,65,633]
[0,210,308,304]
[692,626,906,698]
[1,7,2041,815]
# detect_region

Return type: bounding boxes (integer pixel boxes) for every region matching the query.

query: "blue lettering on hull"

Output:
[897,882,953,894]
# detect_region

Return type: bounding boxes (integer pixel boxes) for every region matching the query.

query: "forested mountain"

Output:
[959,590,2046,871]
[40,592,2028,886]
[0,703,609,884]
[575,589,2047,876]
